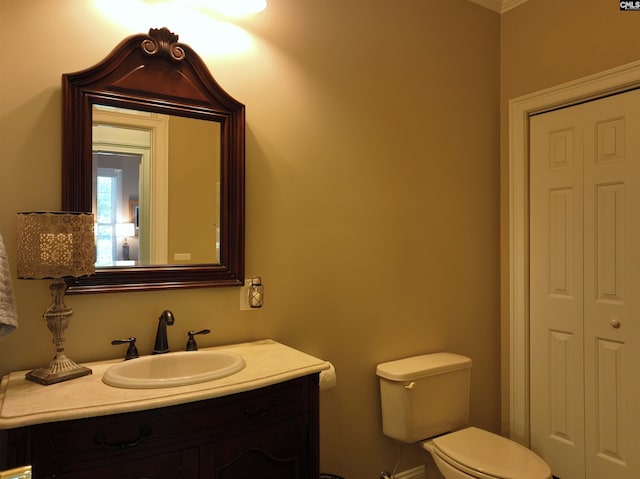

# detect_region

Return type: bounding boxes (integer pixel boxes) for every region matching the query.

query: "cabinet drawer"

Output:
[208,375,310,430]
[22,376,313,473]
[39,448,198,479]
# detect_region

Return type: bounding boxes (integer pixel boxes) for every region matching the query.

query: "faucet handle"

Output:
[111,337,139,360]
[186,329,211,351]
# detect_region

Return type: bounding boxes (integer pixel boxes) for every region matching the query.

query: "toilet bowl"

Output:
[376,353,551,479]
[423,427,551,479]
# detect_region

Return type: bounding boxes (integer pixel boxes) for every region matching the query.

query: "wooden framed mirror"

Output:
[62,27,244,293]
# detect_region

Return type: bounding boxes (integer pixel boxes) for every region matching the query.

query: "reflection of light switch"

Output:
[174,253,191,261]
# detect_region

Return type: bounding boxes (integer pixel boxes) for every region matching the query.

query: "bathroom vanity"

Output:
[0,340,330,479]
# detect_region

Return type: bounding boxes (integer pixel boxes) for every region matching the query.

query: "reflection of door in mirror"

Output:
[92,105,221,267]
[93,106,165,267]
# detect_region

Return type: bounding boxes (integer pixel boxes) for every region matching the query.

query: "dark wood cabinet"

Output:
[1,375,319,479]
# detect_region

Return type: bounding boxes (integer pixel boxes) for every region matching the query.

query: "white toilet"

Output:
[376,353,551,479]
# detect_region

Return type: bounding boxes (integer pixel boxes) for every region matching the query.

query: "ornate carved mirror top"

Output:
[63,27,245,293]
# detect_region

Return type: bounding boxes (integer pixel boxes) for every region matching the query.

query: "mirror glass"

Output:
[92,105,221,267]
[62,28,245,293]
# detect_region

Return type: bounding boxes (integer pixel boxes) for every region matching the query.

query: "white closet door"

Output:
[582,91,640,479]
[530,104,585,479]
[530,89,640,479]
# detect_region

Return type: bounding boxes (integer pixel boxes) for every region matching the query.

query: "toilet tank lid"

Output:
[376,353,472,381]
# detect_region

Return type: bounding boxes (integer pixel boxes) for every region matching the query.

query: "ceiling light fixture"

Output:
[210,0,267,17]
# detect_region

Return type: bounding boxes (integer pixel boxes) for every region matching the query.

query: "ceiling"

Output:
[468,0,528,13]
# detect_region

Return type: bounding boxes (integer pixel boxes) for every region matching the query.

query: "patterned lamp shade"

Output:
[16,212,95,279]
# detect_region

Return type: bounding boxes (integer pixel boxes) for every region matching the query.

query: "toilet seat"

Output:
[426,427,551,479]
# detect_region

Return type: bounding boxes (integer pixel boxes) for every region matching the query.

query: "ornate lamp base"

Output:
[25,279,92,386]
[26,357,92,385]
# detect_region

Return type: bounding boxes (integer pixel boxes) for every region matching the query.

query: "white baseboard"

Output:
[394,465,425,479]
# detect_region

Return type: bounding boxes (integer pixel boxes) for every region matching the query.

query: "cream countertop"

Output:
[0,339,331,429]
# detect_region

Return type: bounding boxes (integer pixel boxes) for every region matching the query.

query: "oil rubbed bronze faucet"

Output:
[152,310,175,354]
[111,337,139,360]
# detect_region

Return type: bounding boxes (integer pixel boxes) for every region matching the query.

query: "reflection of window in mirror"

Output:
[95,167,119,266]
[94,158,141,266]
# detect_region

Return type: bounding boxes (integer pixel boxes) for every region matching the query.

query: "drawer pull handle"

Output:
[94,425,152,450]
[242,399,279,418]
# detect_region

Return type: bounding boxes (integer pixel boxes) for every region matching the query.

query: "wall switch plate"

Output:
[240,279,252,310]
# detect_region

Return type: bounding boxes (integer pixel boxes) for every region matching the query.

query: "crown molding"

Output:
[468,0,528,13]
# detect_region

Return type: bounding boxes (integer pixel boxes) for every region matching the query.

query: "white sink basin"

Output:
[103,350,245,389]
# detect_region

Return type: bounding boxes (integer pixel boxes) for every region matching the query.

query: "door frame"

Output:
[508,59,640,446]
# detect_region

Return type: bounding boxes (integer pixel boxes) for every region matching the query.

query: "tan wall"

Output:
[168,116,220,264]
[500,0,640,434]
[0,1,499,477]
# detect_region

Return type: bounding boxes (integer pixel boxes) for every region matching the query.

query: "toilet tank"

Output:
[376,353,472,443]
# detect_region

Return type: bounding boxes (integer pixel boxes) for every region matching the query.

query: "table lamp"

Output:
[115,222,135,261]
[16,212,95,385]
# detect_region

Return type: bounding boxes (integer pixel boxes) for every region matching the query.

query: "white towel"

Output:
[0,233,18,342]
[319,362,337,390]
